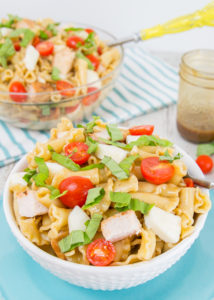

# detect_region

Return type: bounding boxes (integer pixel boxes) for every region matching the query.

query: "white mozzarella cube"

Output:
[144,206,181,244]
[17,190,48,217]
[46,162,64,176]
[101,210,142,243]
[68,206,90,233]
[9,172,27,189]
[24,45,40,71]
[87,70,101,89]
[0,27,12,37]
[126,135,142,144]
[95,144,128,164]
[76,30,88,40]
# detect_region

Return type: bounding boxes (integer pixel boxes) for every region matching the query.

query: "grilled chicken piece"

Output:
[15,18,35,29]
[28,81,54,103]
[53,47,75,76]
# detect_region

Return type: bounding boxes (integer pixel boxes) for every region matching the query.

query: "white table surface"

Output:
[0,51,213,192]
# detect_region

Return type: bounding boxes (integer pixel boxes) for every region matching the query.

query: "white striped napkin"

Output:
[0,46,179,167]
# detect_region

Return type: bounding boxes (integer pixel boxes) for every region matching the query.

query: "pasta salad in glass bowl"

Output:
[0,15,123,130]
[3,117,211,290]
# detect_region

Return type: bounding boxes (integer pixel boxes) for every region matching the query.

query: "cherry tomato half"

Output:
[85,28,94,34]
[14,42,21,51]
[82,87,100,106]
[129,125,154,136]
[64,142,90,165]
[56,80,75,97]
[36,41,54,56]
[32,36,41,47]
[141,157,174,185]
[196,155,213,174]
[65,104,79,114]
[66,36,84,50]
[184,178,194,187]
[59,176,94,208]
[86,54,100,71]
[86,239,116,266]
[97,46,102,55]
[9,81,27,102]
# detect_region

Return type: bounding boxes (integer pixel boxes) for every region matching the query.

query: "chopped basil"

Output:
[159,150,182,163]
[46,185,67,200]
[51,66,60,81]
[46,23,58,36]
[82,32,97,54]
[59,214,102,253]
[197,142,214,157]
[119,155,139,175]
[81,163,104,170]
[76,52,94,70]
[50,150,80,171]
[82,187,105,209]
[98,138,128,149]
[9,28,35,47]
[23,168,37,184]
[41,105,50,116]
[101,156,128,180]
[106,124,123,142]
[64,27,84,32]
[126,135,173,150]
[110,191,153,215]
[0,14,21,28]
[86,136,98,154]
[77,116,100,134]
[39,30,49,40]
[110,191,131,208]
[0,38,15,67]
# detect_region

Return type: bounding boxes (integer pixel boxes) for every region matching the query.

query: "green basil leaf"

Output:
[23,169,37,184]
[86,136,98,154]
[0,14,21,28]
[0,38,15,67]
[59,230,85,253]
[65,27,84,32]
[46,185,67,200]
[110,191,131,208]
[81,163,104,171]
[98,138,129,150]
[50,150,80,171]
[159,150,182,163]
[46,23,58,36]
[129,198,154,215]
[76,52,94,70]
[126,135,173,150]
[106,124,123,142]
[101,156,128,180]
[77,116,100,134]
[10,28,35,47]
[119,155,139,175]
[35,156,49,177]
[39,30,49,40]
[85,213,102,240]
[197,142,214,157]
[51,66,60,81]
[40,105,50,116]
[82,187,105,209]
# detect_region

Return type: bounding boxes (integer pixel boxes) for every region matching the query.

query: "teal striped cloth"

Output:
[0,47,178,167]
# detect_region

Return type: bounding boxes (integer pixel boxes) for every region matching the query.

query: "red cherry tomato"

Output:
[56,80,75,97]
[59,176,94,208]
[14,42,21,51]
[196,155,213,174]
[184,178,194,187]
[66,36,84,49]
[65,104,79,114]
[82,87,100,106]
[85,28,94,34]
[97,46,102,55]
[9,81,27,102]
[141,157,174,185]
[64,142,90,165]
[32,36,40,47]
[86,54,100,70]
[130,125,154,136]
[36,41,54,56]
[86,239,116,266]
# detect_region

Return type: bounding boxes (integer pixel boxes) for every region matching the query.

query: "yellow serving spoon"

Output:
[109,1,214,46]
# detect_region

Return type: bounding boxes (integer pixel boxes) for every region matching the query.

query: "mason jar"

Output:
[177,49,214,143]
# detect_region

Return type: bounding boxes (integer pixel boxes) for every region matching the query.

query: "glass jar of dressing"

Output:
[177,49,214,143]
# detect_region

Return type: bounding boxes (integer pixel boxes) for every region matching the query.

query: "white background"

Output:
[0,0,213,52]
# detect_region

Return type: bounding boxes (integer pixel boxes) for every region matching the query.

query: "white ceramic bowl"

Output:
[3,145,208,290]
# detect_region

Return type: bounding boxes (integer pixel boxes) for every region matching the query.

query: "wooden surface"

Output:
[0,51,213,192]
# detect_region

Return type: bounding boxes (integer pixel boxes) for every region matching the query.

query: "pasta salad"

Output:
[9,117,211,266]
[0,15,120,104]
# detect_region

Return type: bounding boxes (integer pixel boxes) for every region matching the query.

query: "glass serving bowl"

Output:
[0,23,124,130]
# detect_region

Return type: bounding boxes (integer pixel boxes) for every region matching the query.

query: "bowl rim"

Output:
[1,22,124,106]
[3,144,208,273]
